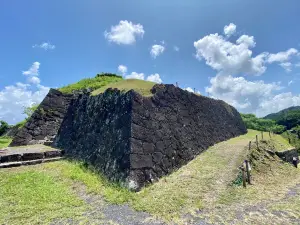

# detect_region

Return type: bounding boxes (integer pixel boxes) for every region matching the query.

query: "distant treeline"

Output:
[264,106,300,130]
[241,113,285,133]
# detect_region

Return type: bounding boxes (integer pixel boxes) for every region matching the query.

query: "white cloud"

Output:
[194,33,267,76]
[125,72,145,80]
[259,92,300,116]
[33,42,55,50]
[27,76,41,84]
[280,62,292,72]
[0,83,49,124]
[288,80,294,86]
[104,20,145,45]
[224,23,236,37]
[146,73,162,83]
[174,46,180,52]
[22,62,40,76]
[295,63,300,67]
[266,48,298,63]
[150,44,165,58]
[204,74,300,117]
[118,65,128,75]
[185,87,194,93]
[236,35,256,48]
[184,87,200,94]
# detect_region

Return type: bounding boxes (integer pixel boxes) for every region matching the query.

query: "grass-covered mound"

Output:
[59,73,123,94]
[58,73,156,97]
[92,79,156,96]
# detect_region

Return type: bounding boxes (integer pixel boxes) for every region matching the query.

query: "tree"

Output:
[0,120,9,136]
[23,104,39,119]
[294,125,300,139]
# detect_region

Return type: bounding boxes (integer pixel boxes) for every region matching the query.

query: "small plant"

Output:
[231,170,243,186]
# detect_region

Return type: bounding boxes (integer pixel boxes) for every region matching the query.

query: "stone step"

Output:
[0,157,64,169]
[0,150,63,164]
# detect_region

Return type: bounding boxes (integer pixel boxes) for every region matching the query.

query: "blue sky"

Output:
[1,0,300,124]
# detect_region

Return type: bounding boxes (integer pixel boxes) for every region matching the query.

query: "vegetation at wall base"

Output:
[0,136,12,148]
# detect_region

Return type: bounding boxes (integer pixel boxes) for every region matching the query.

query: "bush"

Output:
[0,121,9,136]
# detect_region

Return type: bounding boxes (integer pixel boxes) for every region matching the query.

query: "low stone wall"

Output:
[276,149,299,165]
[10,89,74,146]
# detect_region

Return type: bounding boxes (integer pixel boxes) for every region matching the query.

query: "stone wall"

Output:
[53,84,246,191]
[53,89,133,182]
[127,84,247,189]
[276,149,299,165]
[10,89,74,146]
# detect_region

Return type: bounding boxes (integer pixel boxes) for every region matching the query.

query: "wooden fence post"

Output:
[256,135,258,149]
[242,167,246,188]
[269,131,271,138]
[245,160,251,184]
[261,131,263,140]
[249,141,251,151]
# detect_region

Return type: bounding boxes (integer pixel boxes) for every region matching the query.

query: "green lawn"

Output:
[0,137,12,148]
[0,130,299,224]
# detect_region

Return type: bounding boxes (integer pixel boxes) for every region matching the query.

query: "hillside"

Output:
[264,106,300,129]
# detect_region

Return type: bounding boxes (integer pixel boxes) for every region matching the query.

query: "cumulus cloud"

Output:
[119,65,163,83]
[184,87,200,94]
[27,76,41,84]
[150,44,165,58]
[224,23,236,37]
[236,35,256,48]
[22,62,40,76]
[288,80,294,86]
[0,83,49,124]
[195,23,300,116]
[194,33,267,76]
[280,62,292,72]
[204,74,300,117]
[104,20,145,45]
[32,42,55,50]
[124,72,145,80]
[118,65,128,75]
[146,73,162,83]
[266,48,298,63]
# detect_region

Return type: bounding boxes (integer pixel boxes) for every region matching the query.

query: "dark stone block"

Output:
[130,154,153,169]
[44,151,62,158]
[0,154,22,163]
[22,152,45,161]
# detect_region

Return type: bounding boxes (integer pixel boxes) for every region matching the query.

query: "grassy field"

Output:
[92,79,156,96]
[0,136,12,148]
[0,130,299,224]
